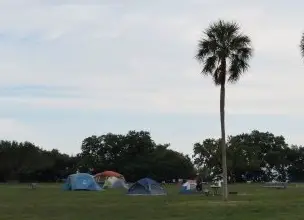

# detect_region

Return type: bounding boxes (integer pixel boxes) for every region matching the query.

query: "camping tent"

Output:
[179,180,197,194]
[127,178,166,196]
[62,173,102,191]
[94,171,124,183]
[103,176,128,189]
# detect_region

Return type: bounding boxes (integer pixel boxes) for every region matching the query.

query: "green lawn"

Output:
[1,183,304,220]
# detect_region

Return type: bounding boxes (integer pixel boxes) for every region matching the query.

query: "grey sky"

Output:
[0,0,303,155]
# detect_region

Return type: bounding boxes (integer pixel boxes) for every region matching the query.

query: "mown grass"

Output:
[1,183,304,220]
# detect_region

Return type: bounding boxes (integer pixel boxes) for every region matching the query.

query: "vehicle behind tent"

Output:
[127,178,166,196]
[62,173,102,191]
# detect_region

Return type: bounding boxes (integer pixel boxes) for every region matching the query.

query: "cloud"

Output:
[0,118,37,141]
[0,0,304,153]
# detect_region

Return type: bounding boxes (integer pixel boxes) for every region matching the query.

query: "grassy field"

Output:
[1,183,304,220]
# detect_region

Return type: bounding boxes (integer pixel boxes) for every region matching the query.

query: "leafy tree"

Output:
[195,20,253,200]
[193,130,292,183]
[0,140,77,182]
[285,145,304,182]
[227,131,289,182]
[227,134,262,182]
[193,138,221,178]
[152,146,195,181]
[78,131,195,182]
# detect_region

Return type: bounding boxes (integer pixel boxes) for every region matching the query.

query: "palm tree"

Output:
[300,33,304,59]
[195,20,253,201]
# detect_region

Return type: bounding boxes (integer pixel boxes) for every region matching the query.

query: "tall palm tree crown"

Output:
[196,20,252,85]
[301,33,304,59]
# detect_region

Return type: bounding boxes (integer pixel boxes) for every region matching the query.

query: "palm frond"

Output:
[301,33,304,59]
[228,54,249,83]
[236,47,252,60]
[230,35,251,50]
[202,55,217,74]
[228,44,252,83]
[216,20,239,45]
[196,39,217,61]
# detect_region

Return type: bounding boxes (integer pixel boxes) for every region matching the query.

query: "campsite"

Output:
[2,130,304,219]
[1,182,304,220]
[1,1,304,220]
[0,169,303,219]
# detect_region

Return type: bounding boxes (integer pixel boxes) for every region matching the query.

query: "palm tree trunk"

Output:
[220,82,228,201]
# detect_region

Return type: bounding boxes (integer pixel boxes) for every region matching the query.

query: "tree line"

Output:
[0,131,194,183]
[0,129,304,183]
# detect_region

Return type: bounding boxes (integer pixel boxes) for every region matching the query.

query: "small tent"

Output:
[103,176,128,189]
[127,178,166,196]
[179,180,197,194]
[94,171,124,183]
[62,173,102,191]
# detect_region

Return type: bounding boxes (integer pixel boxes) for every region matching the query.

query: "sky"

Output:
[0,0,304,156]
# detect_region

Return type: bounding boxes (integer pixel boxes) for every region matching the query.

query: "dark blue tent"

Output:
[127,178,166,196]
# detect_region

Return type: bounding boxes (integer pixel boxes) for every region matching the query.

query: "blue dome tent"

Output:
[127,178,166,196]
[62,173,102,191]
